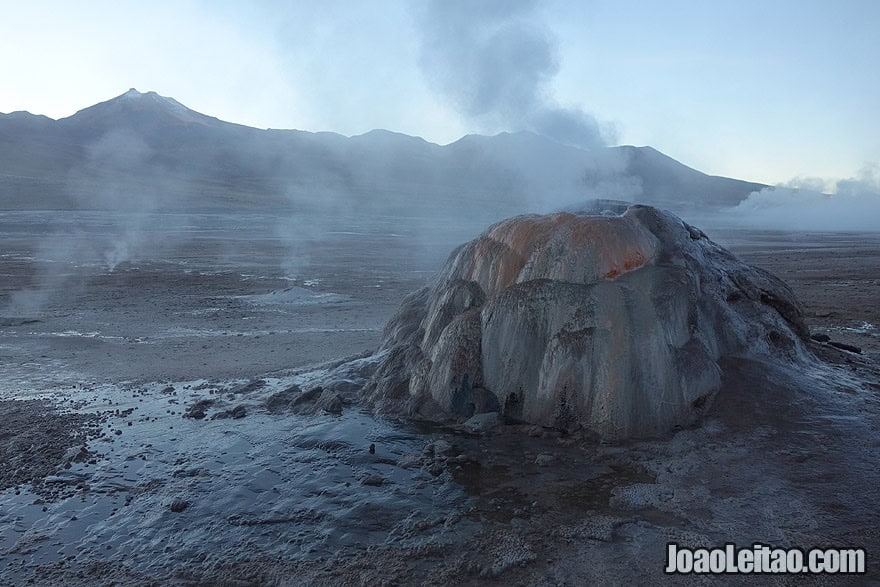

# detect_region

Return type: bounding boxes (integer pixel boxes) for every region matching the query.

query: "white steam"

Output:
[728,165,880,231]
[415,0,612,150]
[2,127,191,317]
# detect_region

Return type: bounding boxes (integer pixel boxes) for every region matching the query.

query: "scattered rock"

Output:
[263,385,351,416]
[288,386,324,411]
[315,390,344,415]
[421,439,457,476]
[184,399,215,420]
[169,499,189,513]
[264,384,302,413]
[211,405,247,420]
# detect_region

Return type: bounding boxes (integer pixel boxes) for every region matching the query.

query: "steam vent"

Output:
[365,204,810,440]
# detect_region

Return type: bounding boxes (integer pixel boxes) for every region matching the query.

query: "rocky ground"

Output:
[0,400,101,495]
[1,212,878,585]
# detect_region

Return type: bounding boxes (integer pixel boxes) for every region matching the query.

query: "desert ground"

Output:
[1,210,878,585]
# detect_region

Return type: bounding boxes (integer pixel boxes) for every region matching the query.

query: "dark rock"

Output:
[829,341,862,354]
[184,399,215,420]
[211,405,247,420]
[278,387,348,416]
[419,439,459,476]
[811,333,831,343]
[290,387,323,410]
[169,499,189,513]
[316,390,344,415]
[264,384,302,413]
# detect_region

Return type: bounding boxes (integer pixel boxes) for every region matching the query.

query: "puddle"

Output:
[242,287,351,306]
[0,379,477,583]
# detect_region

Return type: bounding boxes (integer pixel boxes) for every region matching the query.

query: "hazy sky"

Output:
[1,0,877,186]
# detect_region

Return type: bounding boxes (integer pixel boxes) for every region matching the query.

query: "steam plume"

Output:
[728,165,880,231]
[415,0,610,149]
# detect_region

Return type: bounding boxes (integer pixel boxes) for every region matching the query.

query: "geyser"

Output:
[365,204,810,440]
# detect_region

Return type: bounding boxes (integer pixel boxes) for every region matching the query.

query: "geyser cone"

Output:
[366,205,809,440]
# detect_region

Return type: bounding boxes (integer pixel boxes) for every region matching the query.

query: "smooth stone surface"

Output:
[364,205,810,440]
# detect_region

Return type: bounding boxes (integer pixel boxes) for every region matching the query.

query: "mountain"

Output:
[0,89,765,217]
[59,89,230,133]
[614,145,765,210]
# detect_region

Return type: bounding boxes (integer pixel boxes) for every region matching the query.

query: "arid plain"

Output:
[1,210,878,585]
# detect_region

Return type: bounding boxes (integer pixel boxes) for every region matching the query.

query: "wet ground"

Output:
[1,211,879,585]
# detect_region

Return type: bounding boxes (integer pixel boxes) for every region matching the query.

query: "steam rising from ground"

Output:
[5,233,89,317]
[729,165,880,231]
[2,130,186,317]
[69,128,180,271]
[415,0,611,149]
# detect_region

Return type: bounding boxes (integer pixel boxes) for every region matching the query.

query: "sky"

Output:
[0,0,878,187]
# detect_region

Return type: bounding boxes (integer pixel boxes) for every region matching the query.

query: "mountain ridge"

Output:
[0,89,767,216]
